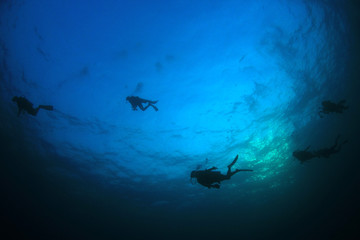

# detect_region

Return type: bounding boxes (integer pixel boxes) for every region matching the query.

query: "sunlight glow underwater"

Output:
[0,0,348,197]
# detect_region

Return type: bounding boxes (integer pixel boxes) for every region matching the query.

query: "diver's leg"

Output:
[334,135,341,148]
[138,104,150,111]
[228,155,238,169]
[228,169,253,178]
[223,172,232,180]
[335,139,348,152]
[226,155,239,176]
[338,100,346,105]
[226,169,241,179]
[328,135,341,151]
[149,104,158,111]
[39,105,54,111]
[339,101,349,110]
[227,169,240,178]
[142,99,158,104]
[28,107,40,116]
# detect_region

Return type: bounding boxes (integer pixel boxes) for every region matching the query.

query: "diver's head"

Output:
[126,96,130,101]
[12,96,18,102]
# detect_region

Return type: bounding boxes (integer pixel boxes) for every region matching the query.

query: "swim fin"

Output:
[151,104,158,111]
[228,155,239,168]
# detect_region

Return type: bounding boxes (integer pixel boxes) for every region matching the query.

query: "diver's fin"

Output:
[228,155,238,168]
[151,104,158,111]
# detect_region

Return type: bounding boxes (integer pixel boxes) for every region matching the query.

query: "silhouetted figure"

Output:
[126,96,158,111]
[319,100,348,118]
[313,135,348,158]
[292,146,318,163]
[190,155,253,189]
[293,135,348,163]
[12,96,53,117]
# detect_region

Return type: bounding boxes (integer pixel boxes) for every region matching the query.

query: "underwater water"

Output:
[1,0,359,239]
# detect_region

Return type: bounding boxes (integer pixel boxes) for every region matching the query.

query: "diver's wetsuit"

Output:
[319,100,348,118]
[313,135,348,158]
[292,146,319,163]
[293,135,348,163]
[12,96,53,116]
[126,96,158,111]
[191,155,253,189]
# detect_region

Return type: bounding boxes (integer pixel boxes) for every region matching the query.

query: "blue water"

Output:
[1,0,359,239]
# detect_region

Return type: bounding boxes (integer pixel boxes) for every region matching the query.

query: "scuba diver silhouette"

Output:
[126,96,158,111]
[319,100,348,118]
[313,135,348,158]
[190,155,253,189]
[293,135,348,163]
[292,145,318,163]
[12,96,53,117]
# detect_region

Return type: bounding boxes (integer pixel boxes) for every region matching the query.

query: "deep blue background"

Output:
[1,0,359,239]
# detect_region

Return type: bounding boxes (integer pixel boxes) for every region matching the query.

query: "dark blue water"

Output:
[1,0,359,239]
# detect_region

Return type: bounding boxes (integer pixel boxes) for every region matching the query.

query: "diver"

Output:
[12,96,53,117]
[126,96,158,111]
[313,135,348,158]
[190,155,253,189]
[319,100,348,118]
[292,146,319,163]
[293,135,348,163]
